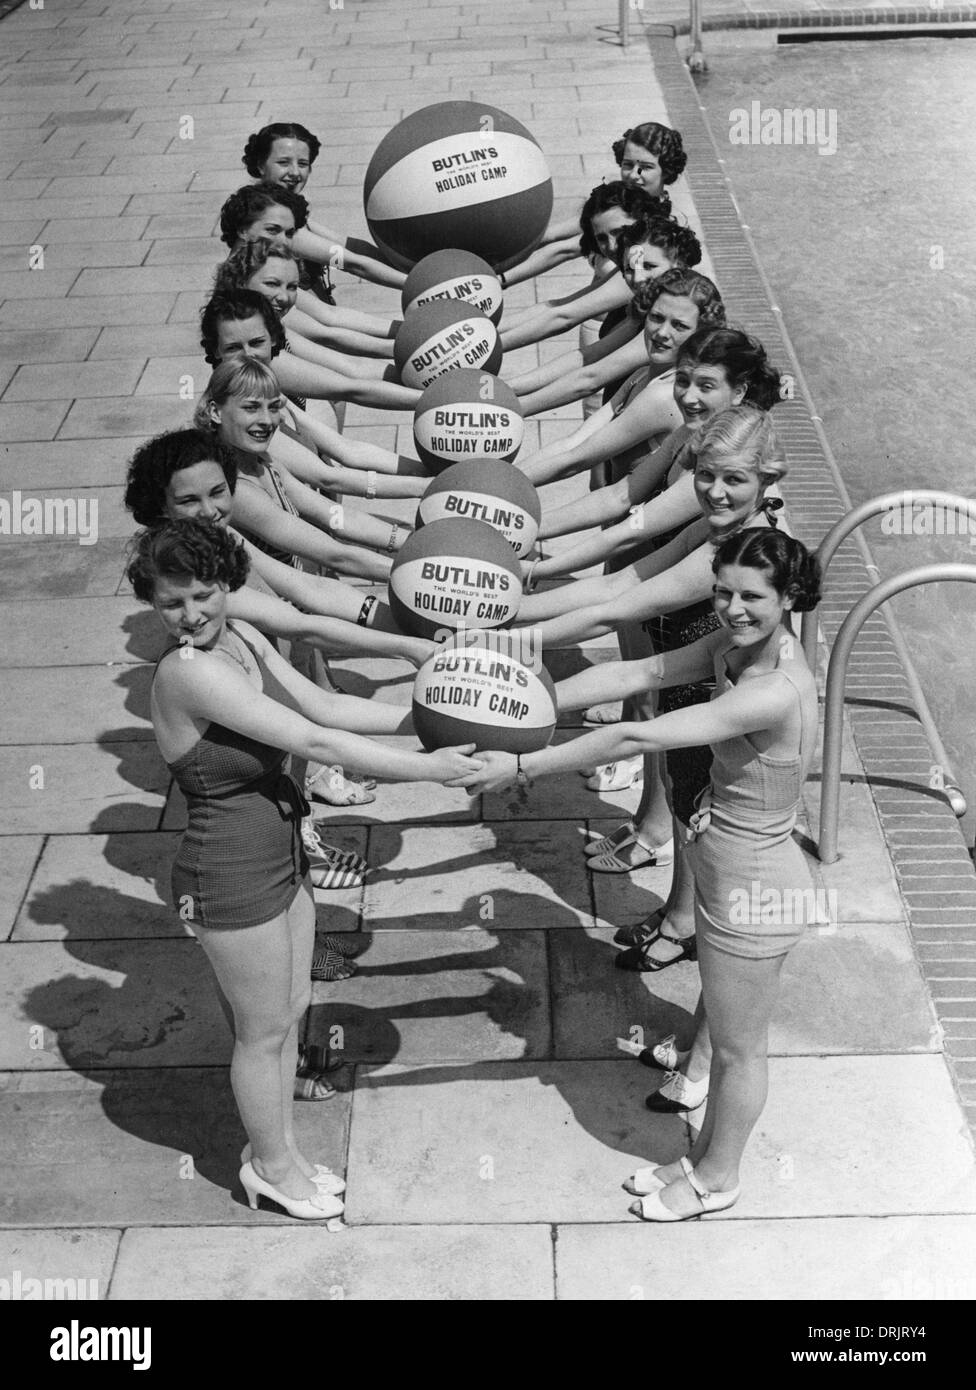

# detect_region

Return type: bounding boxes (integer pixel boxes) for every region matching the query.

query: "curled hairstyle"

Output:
[677,327,782,411]
[212,237,299,299]
[200,289,285,366]
[218,182,309,248]
[242,122,321,177]
[612,122,687,185]
[194,356,283,432]
[127,519,249,605]
[712,528,821,613]
[616,214,701,271]
[124,429,237,528]
[578,181,672,261]
[634,267,725,327]
[687,404,787,490]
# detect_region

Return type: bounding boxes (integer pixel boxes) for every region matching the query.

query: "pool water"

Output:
[697,36,976,844]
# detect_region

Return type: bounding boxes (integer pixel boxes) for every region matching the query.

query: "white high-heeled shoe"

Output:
[628,1157,739,1222]
[240,1145,345,1196]
[239,1161,344,1219]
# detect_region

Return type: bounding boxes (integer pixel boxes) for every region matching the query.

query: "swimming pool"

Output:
[697,34,976,843]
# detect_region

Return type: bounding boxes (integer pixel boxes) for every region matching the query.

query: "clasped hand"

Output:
[445,749,519,795]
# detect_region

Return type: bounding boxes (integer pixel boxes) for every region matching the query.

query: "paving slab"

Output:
[110,1222,553,1300]
[307,928,550,1064]
[802,775,909,922]
[13,831,181,942]
[0,835,43,945]
[0,937,231,1072]
[0,399,71,441]
[3,358,144,402]
[362,821,594,931]
[0,1227,119,1301]
[0,740,167,835]
[0,438,141,488]
[345,1060,689,1225]
[551,921,940,1060]
[0,597,151,667]
[0,665,152,744]
[0,294,176,330]
[0,536,129,599]
[0,1068,351,1228]
[554,1214,976,1302]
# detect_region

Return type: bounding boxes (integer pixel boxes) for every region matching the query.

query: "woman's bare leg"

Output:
[280,882,318,1176]
[194,910,316,1200]
[654,940,787,1214]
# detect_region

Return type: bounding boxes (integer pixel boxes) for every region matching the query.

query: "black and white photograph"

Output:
[0,0,974,1336]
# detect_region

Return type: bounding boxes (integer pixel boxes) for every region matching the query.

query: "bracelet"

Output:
[515,753,533,789]
[498,270,508,290]
[356,594,378,627]
[386,522,400,553]
[365,470,377,500]
[524,558,540,594]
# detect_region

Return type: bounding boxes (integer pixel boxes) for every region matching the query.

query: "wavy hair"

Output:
[242,122,321,177]
[127,519,249,605]
[218,182,309,248]
[612,122,687,184]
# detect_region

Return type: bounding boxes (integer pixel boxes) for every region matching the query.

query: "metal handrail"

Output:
[619,0,630,47]
[801,491,976,666]
[819,564,976,863]
[802,491,976,835]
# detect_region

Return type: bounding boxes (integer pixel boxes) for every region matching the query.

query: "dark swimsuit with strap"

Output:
[156,626,310,930]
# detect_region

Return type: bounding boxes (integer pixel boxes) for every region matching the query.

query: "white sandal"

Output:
[584,821,637,858]
[586,835,674,875]
[584,757,643,793]
[628,1157,739,1222]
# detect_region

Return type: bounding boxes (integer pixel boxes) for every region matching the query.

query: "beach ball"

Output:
[395,300,502,390]
[412,368,523,475]
[388,516,521,641]
[402,250,504,325]
[412,634,557,754]
[364,100,554,272]
[417,460,540,559]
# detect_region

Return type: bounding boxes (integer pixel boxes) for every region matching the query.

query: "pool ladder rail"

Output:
[805,491,976,864]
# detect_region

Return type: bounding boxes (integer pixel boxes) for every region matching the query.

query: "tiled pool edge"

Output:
[659,6,976,34]
[646,31,976,1138]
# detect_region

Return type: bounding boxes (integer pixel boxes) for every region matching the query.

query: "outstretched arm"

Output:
[156,634,477,783]
[288,299,396,357]
[519,334,648,418]
[461,677,789,793]
[288,403,427,477]
[226,583,432,666]
[499,236,581,288]
[273,348,420,410]
[292,223,407,290]
[232,480,392,581]
[554,629,725,710]
[500,273,632,352]
[519,373,680,488]
[533,472,699,580]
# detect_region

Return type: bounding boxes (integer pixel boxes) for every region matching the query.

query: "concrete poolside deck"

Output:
[1,0,975,1302]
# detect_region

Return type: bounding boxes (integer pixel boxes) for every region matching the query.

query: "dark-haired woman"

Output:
[511,215,703,418]
[519,270,726,488]
[241,122,407,291]
[200,288,427,498]
[500,183,667,355]
[133,520,480,1219]
[213,240,418,414]
[503,120,687,291]
[460,528,821,1221]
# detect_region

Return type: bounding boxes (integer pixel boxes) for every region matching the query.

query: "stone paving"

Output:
[1,0,975,1301]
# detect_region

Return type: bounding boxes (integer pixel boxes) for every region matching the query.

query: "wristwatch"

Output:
[515,753,533,789]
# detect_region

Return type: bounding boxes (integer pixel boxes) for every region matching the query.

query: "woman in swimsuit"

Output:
[510,215,703,419]
[212,239,418,415]
[199,288,428,496]
[132,518,480,1219]
[504,120,687,290]
[460,527,821,1222]
[241,121,407,293]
